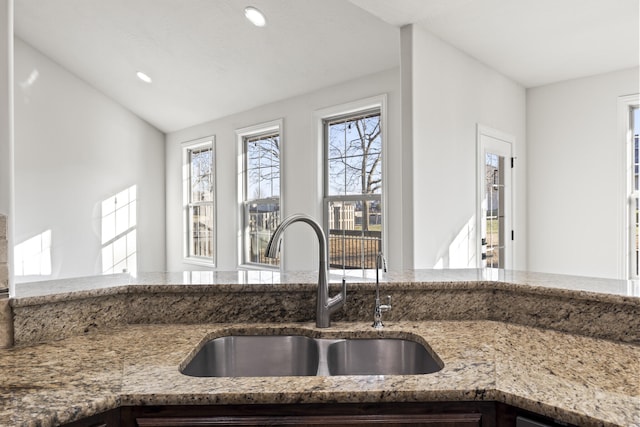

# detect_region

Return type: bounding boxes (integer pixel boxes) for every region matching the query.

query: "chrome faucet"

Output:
[372,252,391,329]
[265,213,346,328]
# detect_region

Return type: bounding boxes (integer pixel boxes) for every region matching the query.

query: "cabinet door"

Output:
[134,413,482,426]
[61,409,120,427]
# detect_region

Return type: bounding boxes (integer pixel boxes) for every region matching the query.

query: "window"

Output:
[324,107,383,270]
[628,103,640,278]
[237,120,282,267]
[183,137,215,265]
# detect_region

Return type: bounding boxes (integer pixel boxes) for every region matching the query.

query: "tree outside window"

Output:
[237,120,282,268]
[325,109,382,270]
[244,133,280,266]
[183,138,215,264]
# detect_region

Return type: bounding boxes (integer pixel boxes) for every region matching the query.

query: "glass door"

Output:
[484,152,506,268]
[478,127,513,269]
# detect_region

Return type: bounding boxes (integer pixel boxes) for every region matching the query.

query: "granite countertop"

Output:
[0,320,638,427]
[12,269,640,304]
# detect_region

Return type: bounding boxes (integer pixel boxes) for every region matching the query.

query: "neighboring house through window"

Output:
[183,137,215,265]
[321,97,385,271]
[237,120,282,268]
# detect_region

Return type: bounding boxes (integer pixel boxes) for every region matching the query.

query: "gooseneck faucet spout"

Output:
[265,213,346,328]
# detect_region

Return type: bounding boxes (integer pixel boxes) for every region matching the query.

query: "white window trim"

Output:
[182,136,216,267]
[619,94,640,279]
[313,94,388,270]
[236,119,283,270]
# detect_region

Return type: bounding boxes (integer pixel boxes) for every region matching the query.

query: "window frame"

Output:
[236,119,283,269]
[621,94,640,279]
[182,136,216,267]
[317,96,387,271]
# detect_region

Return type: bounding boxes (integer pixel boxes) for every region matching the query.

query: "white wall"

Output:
[403,25,527,270]
[0,0,13,292]
[527,67,639,279]
[13,38,166,281]
[166,69,402,272]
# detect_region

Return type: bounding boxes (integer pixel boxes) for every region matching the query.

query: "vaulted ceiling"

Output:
[14,0,639,133]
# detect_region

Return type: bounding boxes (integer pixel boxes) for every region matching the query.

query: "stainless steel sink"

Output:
[181,335,319,377]
[181,335,442,377]
[326,338,442,376]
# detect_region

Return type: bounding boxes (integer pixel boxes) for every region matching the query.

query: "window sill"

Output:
[183,258,216,268]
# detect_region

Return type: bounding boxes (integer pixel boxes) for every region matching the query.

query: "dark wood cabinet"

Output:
[128,414,482,426]
[61,402,576,427]
[120,402,494,427]
[130,414,481,426]
[61,408,120,427]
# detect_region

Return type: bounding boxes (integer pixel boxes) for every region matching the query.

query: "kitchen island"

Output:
[3,270,640,426]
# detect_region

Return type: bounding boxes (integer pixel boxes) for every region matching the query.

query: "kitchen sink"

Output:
[181,334,443,378]
[326,338,441,375]
[181,335,320,377]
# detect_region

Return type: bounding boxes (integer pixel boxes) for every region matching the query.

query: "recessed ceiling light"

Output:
[244,6,266,27]
[136,71,152,83]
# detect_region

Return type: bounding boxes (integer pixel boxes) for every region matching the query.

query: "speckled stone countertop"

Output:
[12,269,640,303]
[5,270,640,426]
[10,269,640,345]
[0,321,638,427]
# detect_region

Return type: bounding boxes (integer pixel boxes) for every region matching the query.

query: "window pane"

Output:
[271,171,280,198]
[484,152,505,269]
[190,147,213,203]
[327,199,381,270]
[327,113,382,196]
[190,204,214,258]
[247,201,280,266]
[246,134,280,200]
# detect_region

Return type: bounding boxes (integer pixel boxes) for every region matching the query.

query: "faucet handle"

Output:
[341,277,347,306]
[381,295,392,312]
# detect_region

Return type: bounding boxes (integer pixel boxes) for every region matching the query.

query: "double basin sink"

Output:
[181,335,443,377]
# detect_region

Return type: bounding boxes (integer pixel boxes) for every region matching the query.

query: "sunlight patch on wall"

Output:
[434,216,477,269]
[101,185,137,275]
[449,215,477,268]
[19,69,39,89]
[14,230,52,276]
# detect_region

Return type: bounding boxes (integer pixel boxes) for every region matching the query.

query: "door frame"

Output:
[476,125,515,269]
